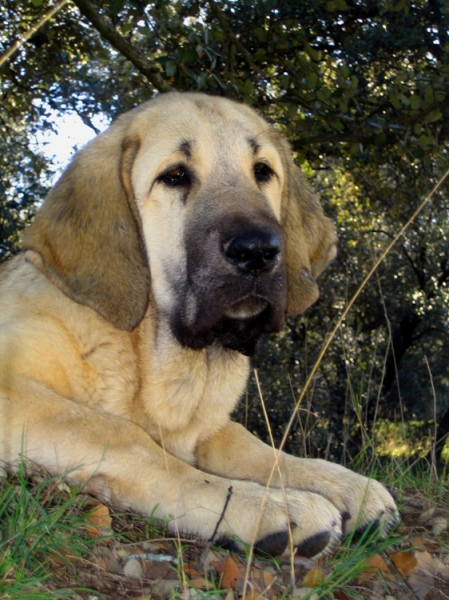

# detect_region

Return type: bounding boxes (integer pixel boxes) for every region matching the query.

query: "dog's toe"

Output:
[255,529,290,557]
[295,530,332,558]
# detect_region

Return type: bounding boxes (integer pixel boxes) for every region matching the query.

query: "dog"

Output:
[0,93,397,558]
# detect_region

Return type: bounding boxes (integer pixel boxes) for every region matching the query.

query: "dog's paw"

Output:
[285,458,398,538]
[272,488,343,558]
[174,478,342,558]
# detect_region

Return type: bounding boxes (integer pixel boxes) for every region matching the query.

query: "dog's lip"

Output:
[223,295,268,320]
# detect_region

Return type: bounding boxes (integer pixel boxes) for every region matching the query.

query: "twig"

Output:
[209,485,233,543]
[424,355,439,482]
[197,485,233,570]
[0,0,70,68]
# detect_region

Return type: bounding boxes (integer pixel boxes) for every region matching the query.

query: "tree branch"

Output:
[71,0,173,94]
[0,0,70,68]
[207,0,265,78]
[291,133,376,150]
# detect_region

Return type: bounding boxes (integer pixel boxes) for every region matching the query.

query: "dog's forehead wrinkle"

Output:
[248,137,260,155]
[179,139,192,158]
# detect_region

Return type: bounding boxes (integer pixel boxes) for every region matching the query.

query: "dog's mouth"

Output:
[224,296,268,320]
[171,299,284,356]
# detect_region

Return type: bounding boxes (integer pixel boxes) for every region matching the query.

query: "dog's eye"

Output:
[159,165,191,187]
[254,162,273,184]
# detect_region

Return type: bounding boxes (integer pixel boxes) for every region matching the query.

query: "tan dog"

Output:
[0,93,397,557]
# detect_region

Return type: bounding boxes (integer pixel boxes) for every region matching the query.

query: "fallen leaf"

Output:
[406,572,433,600]
[390,552,417,576]
[86,504,112,539]
[221,556,244,590]
[142,561,171,580]
[358,553,391,582]
[123,558,142,578]
[302,566,324,587]
[412,537,440,552]
[431,517,447,536]
[418,508,436,524]
[261,569,275,587]
[152,579,180,596]
[334,589,351,600]
[184,565,201,577]
[415,551,449,579]
[189,577,209,589]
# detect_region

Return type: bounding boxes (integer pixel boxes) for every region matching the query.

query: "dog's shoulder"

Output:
[0,254,138,409]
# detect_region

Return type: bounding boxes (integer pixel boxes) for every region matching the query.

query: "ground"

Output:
[1,464,448,600]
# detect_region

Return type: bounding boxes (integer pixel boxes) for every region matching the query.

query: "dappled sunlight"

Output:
[373,420,434,459]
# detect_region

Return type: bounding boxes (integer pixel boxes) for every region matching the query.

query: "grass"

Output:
[0,463,96,599]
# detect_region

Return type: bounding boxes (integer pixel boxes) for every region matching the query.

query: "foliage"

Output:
[1,0,449,461]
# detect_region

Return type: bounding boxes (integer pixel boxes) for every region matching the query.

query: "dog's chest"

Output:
[137,330,250,464]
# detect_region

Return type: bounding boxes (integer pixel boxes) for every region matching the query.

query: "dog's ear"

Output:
[23,134,150,331]
[278,138,337,316]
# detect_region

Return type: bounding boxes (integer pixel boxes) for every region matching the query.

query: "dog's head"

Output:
[23,93,337,356]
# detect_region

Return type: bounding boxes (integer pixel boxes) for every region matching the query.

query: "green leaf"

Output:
[374,132,387,147]
[287,104,298,119]
[350,143,361,156]
[316,88,331,101]
[424,84,434,103]
[254,27,267,42]
[388,92,401,109]
[394,72,407,84]
[304,43,320,62]
[165,60,177,77]
[197,72,208,90]
[340,64,350,79]
[419,134,435,147]
[425,109,442,123]
[121,23,132,34]
[242,79,254,95]
[331,120,344,131]
[180,47,197,64]
[109,0,125,15]
[307,72,318,89]
[409,95,422,110]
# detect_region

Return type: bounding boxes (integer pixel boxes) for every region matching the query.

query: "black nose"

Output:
[223,230,281,274]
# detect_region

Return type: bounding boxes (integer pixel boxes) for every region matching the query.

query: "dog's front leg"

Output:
[196,421,398,536]
[1,378,340,556]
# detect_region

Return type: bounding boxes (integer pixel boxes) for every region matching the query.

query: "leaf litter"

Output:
[2,469,449,599]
